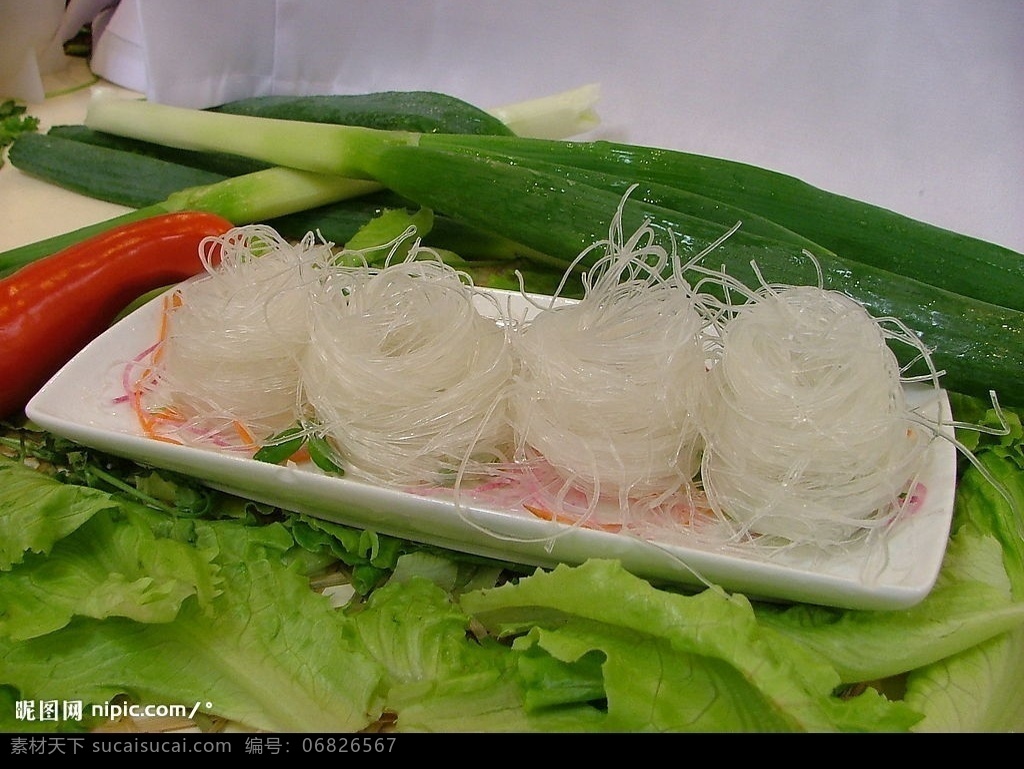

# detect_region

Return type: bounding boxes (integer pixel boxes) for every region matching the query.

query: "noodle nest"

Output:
[699,285,932,547]
[300,252,516,487]
[143,226,327,445]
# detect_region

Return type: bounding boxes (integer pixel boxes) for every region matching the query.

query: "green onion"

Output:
[420,134,1024,313]
[81,96,1024,406]
[485,83,601,139]
[88,95,411,177]
[0,167,375,274]
[3,87,598,274]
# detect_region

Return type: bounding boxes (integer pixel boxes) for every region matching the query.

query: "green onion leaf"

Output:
[253,424,306,465]
[307,433,344,475]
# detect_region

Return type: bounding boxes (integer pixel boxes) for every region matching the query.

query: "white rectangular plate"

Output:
[26,287,957,610]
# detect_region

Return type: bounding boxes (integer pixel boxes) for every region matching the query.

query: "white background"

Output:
[4,0,1023,254]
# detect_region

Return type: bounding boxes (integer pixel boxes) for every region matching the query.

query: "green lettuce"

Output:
[0,459,110,570]
[344,571,603,731]
[461,559,919,731]
[0,507,220,642]
[903,412,1024,732]
[2,401,1022,732]
[286,514,411,594]
[753,525,1024,683]
[754,404,1024,730]
[0,467,385,732]
[905,625,1024,732]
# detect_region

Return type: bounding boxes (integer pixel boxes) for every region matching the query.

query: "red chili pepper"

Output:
[0,211,234,420]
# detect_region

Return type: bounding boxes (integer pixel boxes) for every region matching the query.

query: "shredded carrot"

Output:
[288,445,312,464]
[231,420,259,452]
[149,290,182,368]
[127,293,185,444]
[523,503,624,533]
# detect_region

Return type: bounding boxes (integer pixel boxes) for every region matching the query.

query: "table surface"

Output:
[1,62,138,253]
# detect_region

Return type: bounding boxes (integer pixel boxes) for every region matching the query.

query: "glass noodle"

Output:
[125,193,970,559]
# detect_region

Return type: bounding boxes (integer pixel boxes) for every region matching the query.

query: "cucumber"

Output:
[9,133,226,207]
[368,144,1024,406]
[210,91,514,137]
[421,134,1024,313]
[46,124,269,177]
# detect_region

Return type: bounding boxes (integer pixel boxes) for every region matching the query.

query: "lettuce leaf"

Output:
[902,427,1024,732]
[904,626,1024,732]
[286,514,410,594]
[343,574,602,731]
[0,468,385,732]
[0,505,221,641]
[461,559,919,732]
[0,457,112,570]
[3,400,1021,733]
[753,526,1024,683]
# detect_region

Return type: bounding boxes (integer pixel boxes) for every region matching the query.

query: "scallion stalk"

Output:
[86,94,412,179]
[3,87,600,274]
[0,168,376,274]
[486,83,601,139]
[164,167,380,223]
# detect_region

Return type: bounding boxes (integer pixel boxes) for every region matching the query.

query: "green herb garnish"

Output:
[0,99,40,167]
